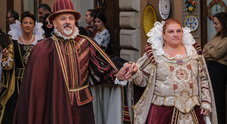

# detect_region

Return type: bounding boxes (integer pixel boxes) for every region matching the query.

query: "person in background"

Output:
[85,9,97,37]
[6,10,19,42]
[7,10,19,25]
[75,22,88,36]
[119,19,218,124]
[38,4,51,22]
[42,13,54,38]
[0,11,44,124]
[94,13,110,52]
[203,12,227,124]
[91,12,127,124]
[12,0,129,123]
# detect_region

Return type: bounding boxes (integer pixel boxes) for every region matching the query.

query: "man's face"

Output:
[53,13,76,37]
[7,12,16,24]
[38,8,49,22]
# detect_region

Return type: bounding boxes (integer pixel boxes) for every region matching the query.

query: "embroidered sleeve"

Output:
[129,54,153,87]
[199,56,212,107]
[201,102,212,112]
[89,44,117,85]
[131,70,148,87]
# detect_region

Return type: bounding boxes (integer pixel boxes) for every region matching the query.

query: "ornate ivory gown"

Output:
[127,21,217,124]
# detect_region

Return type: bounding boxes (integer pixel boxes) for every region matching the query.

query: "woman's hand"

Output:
[2,48,9,58]
[116,62,138,80]
[124,62,138,78]
[200,108,210,116]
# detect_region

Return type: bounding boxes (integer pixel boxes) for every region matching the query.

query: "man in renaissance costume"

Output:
[12,0,128,124]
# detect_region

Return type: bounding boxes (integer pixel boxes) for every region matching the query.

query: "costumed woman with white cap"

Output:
[120,18,218,124]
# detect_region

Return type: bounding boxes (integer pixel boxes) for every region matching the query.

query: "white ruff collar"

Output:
[8,20,44,45]
[54,26,79,40]
[147,21,195,56]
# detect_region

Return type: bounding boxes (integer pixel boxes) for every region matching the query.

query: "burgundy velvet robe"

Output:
[13,35,117,124]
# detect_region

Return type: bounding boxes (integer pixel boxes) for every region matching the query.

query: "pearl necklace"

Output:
[21,34,34,44]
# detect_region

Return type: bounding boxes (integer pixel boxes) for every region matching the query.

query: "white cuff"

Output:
[114,78,127,86]
[2,56,13,67]
[128,70,139,82]
[201,102,212,112]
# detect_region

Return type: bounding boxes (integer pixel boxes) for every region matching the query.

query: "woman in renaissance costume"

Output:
[0,11,44,124]
[121,19,217,124]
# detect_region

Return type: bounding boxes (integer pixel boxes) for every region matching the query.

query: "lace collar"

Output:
[54,26,79,40]
[8,20,44,45]
[146,21,195,57]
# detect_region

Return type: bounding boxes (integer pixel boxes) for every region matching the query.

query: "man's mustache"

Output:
[63,24,72,29]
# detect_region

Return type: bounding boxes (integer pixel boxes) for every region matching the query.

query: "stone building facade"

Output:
[119,0,141,62]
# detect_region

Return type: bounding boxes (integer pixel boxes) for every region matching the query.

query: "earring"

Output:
[163,39,166,47]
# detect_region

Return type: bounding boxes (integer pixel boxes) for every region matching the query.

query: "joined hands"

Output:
[116,62,138,81]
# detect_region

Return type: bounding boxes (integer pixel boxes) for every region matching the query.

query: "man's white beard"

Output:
[63,28,73,35]
[54,26,79,40]
[63,23,73,35]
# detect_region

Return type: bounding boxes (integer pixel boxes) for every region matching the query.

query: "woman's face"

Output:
[94,18,104,30]
[45,18,53,29]
[213,17,222,33]
[85,11,93,24]
[21,17,35,34]
[162,23,183,47]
